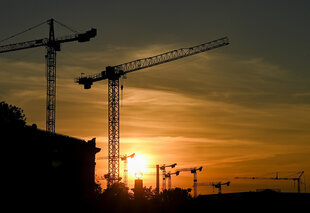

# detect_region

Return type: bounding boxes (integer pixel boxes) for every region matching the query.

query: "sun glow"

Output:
[127,154,148,177]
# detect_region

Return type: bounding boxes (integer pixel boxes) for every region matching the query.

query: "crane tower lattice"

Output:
[0,18,96,132]
[75,37,229,186]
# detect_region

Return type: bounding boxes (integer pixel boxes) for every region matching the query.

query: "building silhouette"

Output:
[2,124,100,211]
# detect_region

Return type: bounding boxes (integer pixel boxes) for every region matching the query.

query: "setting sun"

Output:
[127,154,148,177]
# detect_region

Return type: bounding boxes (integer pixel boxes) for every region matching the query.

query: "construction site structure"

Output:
[0,18,96,132]
[97,153,135,188]
[165,171,180,189]
[179,166,203,197]
[156,165,160,194]
[120,153,135,188]
[235,171,305,193]
[160,163,177,191]
[198,181,230,194]
[75,37,229,186]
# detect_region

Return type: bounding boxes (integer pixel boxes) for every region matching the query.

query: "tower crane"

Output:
[120,153,135,188]
[0,18,96,132]
[165,171,180,190]
[179,166,203,197]
[160,163,177,191]
[235,171,305,193]
[75,37,229,186]
[97,153,135,188]
[198,181,230,194]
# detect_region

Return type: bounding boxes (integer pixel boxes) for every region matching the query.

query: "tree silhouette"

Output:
[159,188,192,203]
[0,101,26,127]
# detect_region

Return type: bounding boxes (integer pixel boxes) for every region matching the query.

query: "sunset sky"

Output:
[1,0,310,195]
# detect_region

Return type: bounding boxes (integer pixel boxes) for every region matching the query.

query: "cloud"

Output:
[1,43,310,190]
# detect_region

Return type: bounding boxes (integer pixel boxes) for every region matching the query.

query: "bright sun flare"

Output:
[127,154,147,177]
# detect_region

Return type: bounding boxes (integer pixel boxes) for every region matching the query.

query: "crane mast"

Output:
[192,167,203,198]
[178,166,203,197]
[0,18,96,132]
[108,77,120,185]
[160,163,177,190]
[46,19,57,132]
[165,171,180,189]
[120,153,135,188]
[75,37,229,187]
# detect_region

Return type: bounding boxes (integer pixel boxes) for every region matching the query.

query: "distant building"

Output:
[3,124,101,207]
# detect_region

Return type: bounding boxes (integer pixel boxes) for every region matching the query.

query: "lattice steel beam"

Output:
[46,19,56,133]
[46,47,56,133]
[108,78,120,186]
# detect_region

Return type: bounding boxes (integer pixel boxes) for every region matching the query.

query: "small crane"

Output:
[0,18,96,132]
[179,166,203,197]
[235,171,305,193]
[75,37,229,186]
[120,153,135,188]
[198,181,230,194]
[160,163,177,190]
[96,153,135,188]
[165,171,180,190]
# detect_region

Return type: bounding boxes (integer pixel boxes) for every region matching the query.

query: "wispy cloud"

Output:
[1,43,310,189]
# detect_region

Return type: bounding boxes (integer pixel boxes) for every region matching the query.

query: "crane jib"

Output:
[76,36,229,87]
[0,29,96,54]
[118,37,229,73]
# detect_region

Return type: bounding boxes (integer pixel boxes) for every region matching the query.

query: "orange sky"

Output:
[1,48,309,195]
[1,1,310,195]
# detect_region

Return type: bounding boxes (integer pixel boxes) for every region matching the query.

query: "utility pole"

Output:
[156,164,160,195]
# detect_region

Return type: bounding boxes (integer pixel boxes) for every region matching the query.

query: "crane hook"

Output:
[121,84,124,107]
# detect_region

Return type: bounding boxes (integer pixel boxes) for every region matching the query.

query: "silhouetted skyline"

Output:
[1,0,309,195]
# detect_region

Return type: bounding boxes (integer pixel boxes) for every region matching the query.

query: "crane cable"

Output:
[0,20,47,44]
[0,18,79,44]
[53,19,79,34]
[120,74,127,107]
[121,84,124,107]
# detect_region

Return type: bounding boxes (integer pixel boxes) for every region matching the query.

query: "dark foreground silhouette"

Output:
[4,182,310,213]
[1,101,309,212]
